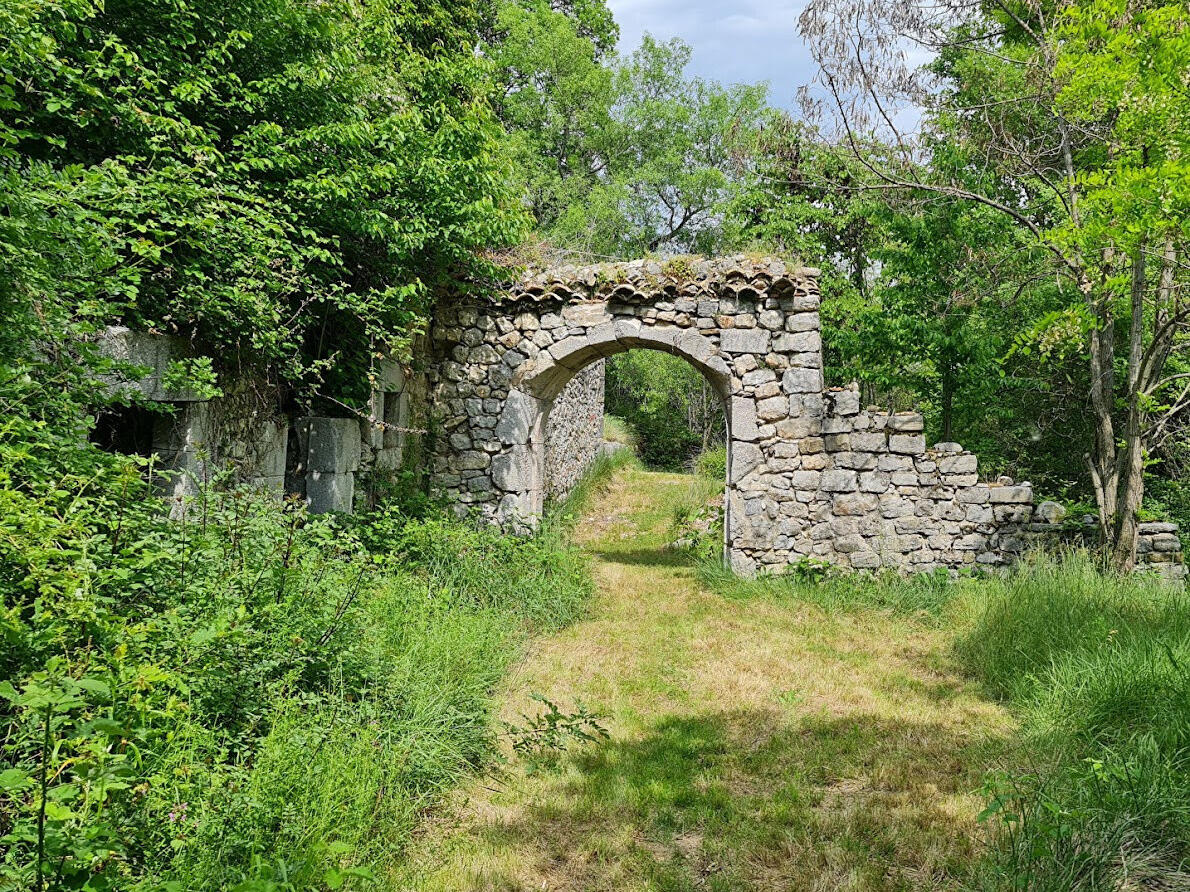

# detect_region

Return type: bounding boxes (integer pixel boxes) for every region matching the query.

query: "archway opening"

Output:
[538,346,730,558]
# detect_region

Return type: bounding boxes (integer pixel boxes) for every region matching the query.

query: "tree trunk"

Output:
[940,357,955,443]
[1110,244,1149,572]
[1086,249,1120,554]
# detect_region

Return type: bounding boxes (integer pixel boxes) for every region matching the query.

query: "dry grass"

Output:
[394,468,1015,891]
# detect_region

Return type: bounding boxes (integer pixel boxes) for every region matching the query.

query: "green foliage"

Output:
[1,0,523,402]
[601,414,637,449]
[0,376,592,889]
[502,695,609,760]
[605,351,724,470]
[693,445,726,481]
[957,557,1190,888]
[494,15,767,257]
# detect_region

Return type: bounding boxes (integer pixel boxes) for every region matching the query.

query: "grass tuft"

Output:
[956,555,1190,889]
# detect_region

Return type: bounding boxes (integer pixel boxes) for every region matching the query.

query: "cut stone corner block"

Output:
[306,470,354,513]
[300,416,362,474]
[98,326,210,402]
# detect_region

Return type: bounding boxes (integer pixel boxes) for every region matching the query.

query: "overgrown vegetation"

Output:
[605,352,725,471]
[3,0,1189,887]
[0,398,594,888]
[958,560,1190,890]
[698,542,1190,889]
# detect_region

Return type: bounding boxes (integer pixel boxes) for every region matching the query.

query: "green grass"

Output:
[699,558,960,618]
[706,550,1190,889]
[403,468,1014,891]
[602,413,638,449]
[546,439,641,531]
[954,557,1190,890]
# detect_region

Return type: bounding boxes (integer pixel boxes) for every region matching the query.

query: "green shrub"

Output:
[0,386,593,889]
[694,445,727,481]
[957,557,1190,889]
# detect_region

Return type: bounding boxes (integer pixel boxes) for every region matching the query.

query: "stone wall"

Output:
[787,383,1037,573]
[1021,515,1188,585]
[426,257,1187,581]
[544,360,605,499]
[99,327,424,515]
[99,327,288,507]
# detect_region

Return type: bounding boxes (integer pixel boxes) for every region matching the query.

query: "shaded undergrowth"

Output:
[2,441,635,889]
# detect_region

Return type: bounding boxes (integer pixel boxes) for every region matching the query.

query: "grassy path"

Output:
[399,468,1014,891]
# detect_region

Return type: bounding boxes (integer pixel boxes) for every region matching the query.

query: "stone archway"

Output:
[505,323,736,549]
[429,257,823,574]
[428,256,1041,576]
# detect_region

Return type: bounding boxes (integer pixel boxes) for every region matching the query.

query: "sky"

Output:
[605,0,817,108]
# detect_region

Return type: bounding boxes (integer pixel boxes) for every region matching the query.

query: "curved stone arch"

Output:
[429,256,1048,578]
[497,324,738,542]
[513,321,732,403]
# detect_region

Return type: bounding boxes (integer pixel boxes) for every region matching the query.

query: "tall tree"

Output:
[1,0,523,402]
[799,0,1190,569]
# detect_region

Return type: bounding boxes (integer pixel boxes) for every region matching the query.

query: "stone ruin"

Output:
[429,256,1186,583]
[92,256,1186,584]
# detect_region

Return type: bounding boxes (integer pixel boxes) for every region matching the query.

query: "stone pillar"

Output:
[298,417,362,513]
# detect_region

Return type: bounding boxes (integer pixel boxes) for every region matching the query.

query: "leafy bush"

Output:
[957,558,1190,889]
[0,380,593,890]
[694,445,727,481]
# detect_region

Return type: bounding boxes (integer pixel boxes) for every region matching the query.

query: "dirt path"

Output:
[398,468,1013,891]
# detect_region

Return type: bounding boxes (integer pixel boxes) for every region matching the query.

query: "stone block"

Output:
[938,454,978,475]
[303,417,362,473]
[889,434,926,454]
[832,389,861,416]
[254,422,289,479]
[374,359,406,393]
[791,470,821,489]
[1139,521,1177,534]
[307,471,354,513]
[756,395,788,422]
[496,391,540,445]
[562,302,612,327]
[721,328,770,354]
[730,442,764,483]
[821,469,858,492]
[785,313,818,332]
[773,330,821,353]
[850,551,882,569]
[993,504,1032,523]
[834,451,876,471]
[731,397,759,441]
[491,447,536,491]
[98,326,208,402]
[957,485,991,504]
[988,484,1032,504]
[834,493,878,515]
[1152,533,1182,552]
[782,367,822,394]
[851,432,886,453]
[886,413,925,433]
[859,471,890,493]
[548,335,592,368]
